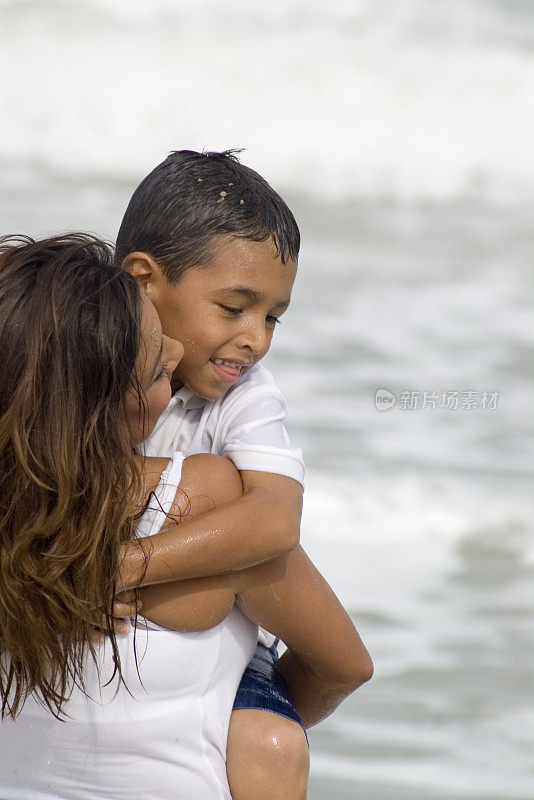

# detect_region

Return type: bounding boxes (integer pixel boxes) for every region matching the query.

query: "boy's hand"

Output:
[90,591,141,643]
[118,539,149,594]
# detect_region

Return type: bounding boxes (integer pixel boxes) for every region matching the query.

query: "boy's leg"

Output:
[226,641,309,800]
[227,709,309,800]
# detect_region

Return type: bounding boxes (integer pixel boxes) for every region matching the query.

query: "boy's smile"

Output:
[136,236,297,401]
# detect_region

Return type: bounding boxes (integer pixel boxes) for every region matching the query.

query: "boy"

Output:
[117,150,309,800]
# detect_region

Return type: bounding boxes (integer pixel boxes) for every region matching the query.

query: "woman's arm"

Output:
[136,455,373,728]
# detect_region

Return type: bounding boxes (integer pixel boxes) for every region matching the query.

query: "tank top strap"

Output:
[135,451,186,540]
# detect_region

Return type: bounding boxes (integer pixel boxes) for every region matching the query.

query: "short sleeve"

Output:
[219,368,304,486]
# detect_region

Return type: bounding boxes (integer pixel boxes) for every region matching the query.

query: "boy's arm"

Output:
[235,546,373,727]
[137,543,373,728]
[119,462,302,591]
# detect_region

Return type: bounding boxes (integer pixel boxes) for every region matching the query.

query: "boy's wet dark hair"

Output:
[115,149,300,283]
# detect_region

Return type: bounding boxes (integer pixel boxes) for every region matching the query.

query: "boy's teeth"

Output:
[213,358,240,369]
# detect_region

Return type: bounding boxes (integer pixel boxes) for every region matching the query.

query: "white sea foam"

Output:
[302,468,532,547]
[303,465,534,799]
[1,0,533,204]
[310,750,534,798]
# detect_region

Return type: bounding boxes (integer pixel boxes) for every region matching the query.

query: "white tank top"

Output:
[0,452,259,800]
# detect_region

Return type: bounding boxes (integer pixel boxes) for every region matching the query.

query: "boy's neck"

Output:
[170,375,185,395]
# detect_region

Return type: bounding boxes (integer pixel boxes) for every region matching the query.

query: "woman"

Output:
[0,234,372,799]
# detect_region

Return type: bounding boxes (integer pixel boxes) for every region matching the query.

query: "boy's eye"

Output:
[219,304,242,316]
[219,304,280,327]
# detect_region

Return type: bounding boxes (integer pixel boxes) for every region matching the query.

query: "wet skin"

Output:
[126,236,297,401]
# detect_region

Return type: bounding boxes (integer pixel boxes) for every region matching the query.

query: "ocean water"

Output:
[1,1,533,798]
[3,0,534,207]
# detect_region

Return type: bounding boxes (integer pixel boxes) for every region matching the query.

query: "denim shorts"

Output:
[233,641,305,731]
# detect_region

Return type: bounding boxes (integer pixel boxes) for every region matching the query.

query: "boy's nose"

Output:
[234,322,269,357]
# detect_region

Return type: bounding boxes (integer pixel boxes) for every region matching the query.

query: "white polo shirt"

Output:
[143,364,304,487]
[143,365,303,651]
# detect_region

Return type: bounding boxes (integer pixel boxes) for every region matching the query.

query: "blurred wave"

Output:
[1,0,533,204]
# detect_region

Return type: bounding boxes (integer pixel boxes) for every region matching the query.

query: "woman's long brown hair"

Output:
[0,234,143,719]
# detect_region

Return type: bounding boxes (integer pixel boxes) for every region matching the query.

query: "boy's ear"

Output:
[122,252,163,292]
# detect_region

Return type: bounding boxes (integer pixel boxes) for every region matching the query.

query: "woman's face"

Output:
[125,294,184,444]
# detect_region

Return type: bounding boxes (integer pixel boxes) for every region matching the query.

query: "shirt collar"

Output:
[171,385,207,411]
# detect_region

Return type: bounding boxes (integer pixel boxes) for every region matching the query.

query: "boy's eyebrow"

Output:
[218,286,290,310]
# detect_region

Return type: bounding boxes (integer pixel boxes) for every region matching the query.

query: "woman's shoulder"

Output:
[143,455,175,489]
[142,453,243,529]
[174,454,243,515]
